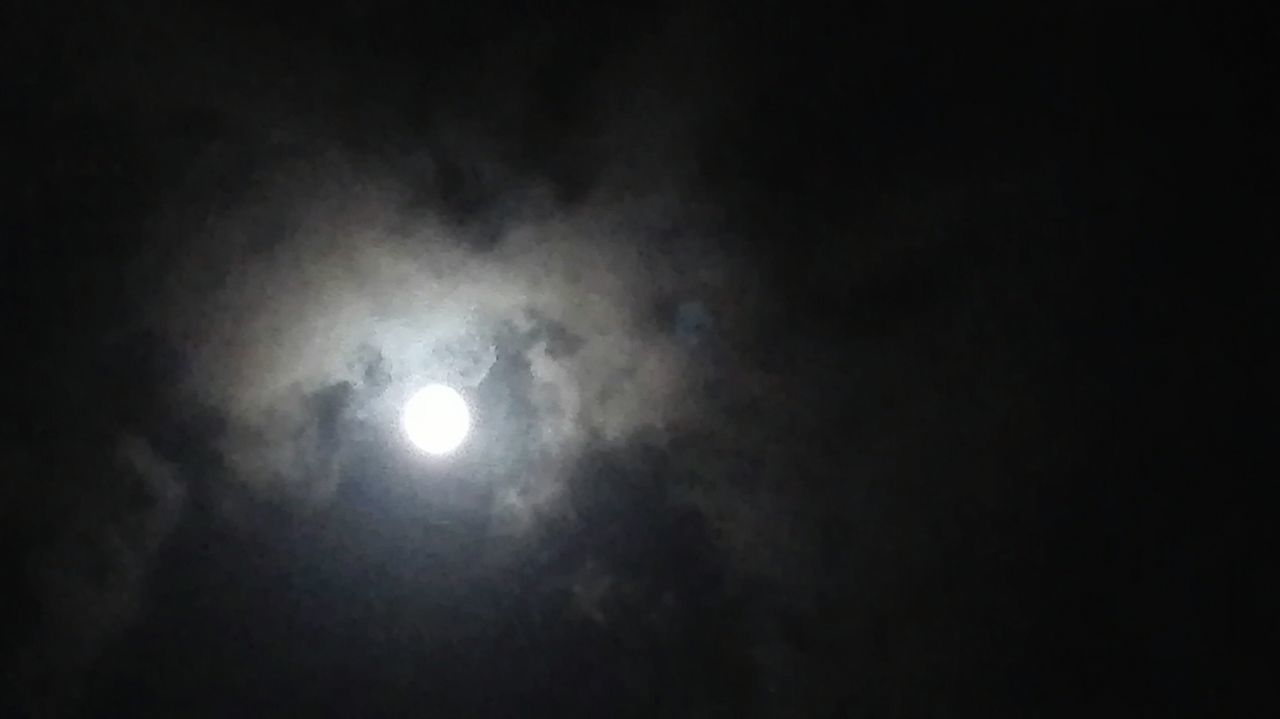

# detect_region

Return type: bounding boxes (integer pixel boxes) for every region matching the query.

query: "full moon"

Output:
[402,384,471,455]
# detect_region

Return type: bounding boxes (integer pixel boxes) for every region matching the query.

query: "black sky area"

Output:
[3,1,1273,717]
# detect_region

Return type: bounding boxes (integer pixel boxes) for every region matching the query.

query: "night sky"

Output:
[4,2,1272,716]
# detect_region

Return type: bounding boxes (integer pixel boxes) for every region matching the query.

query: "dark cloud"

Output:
[5,438,184,715]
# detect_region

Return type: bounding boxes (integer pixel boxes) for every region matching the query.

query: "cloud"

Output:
[9,437,185,714]
[144,143,733,514]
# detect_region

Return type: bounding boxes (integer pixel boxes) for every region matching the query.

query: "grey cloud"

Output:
[10,437,185,715]
[147,148,735,513]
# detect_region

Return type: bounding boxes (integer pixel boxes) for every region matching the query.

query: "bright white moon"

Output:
[402,384,471,455]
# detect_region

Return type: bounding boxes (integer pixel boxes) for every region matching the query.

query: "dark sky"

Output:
[3,1,1272,716]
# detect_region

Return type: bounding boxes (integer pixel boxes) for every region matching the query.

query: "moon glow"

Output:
[402,384,471,455]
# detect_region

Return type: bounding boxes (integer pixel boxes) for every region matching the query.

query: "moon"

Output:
[402,384,472,455]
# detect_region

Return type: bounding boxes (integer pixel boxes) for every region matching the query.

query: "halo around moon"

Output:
[402,384,471,455]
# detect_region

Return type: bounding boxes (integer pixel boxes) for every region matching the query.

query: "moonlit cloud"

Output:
[147,149,733,511]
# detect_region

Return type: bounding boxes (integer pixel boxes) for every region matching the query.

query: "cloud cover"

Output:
[147,144,737,506]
